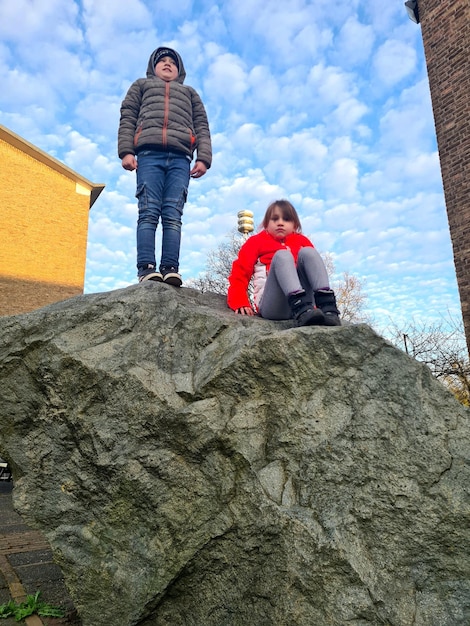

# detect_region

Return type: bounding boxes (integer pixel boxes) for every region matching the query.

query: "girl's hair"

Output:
[262,200,302,232]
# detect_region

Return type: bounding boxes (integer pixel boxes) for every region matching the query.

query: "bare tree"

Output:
[385,314,470,406]
[187,231,369,324]
[187,229,240,295]
[321,252,370,324]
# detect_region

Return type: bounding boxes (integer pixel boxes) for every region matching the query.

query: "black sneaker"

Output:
[161,267,182,287]
[138,264,163,283]
[139,272,163,283]
[323,311,341,326]
[297,307,325,326]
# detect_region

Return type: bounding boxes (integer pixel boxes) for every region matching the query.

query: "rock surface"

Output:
[0,283,469,626]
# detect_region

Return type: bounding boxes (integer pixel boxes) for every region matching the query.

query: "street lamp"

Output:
[405,0,420,24]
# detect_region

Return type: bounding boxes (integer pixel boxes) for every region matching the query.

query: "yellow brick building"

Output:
[0,125,105,316]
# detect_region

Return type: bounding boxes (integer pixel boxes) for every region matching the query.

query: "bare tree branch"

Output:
[385,314,470,406]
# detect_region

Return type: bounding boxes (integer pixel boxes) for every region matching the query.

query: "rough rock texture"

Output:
[0,283,469,626]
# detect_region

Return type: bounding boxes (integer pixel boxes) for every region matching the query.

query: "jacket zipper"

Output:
[134,123,143,146]
[163,82,170,147]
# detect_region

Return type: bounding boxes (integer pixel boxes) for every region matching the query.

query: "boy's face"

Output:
[154,56,179,82]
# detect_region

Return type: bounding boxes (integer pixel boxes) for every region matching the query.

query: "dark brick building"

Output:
[411,0,470,352]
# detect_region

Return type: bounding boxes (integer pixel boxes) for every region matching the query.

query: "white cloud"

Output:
[328,98,369,131]
[0,0,81,45]
[373,39,417,87]
[334,17,375,67]
[308,63,355,107]
[378,79,436,154]
[81,0,153,49]
[204,53,249,103]
[323,158,359,199]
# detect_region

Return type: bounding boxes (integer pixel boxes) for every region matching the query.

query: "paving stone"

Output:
[0,482,13,495]
[23,579,76,612]
[8,550,55,567]
[0,523,32,535]
[0,483,82,625]
[13,562,64,585]
[0,511,24,525]
[0,585,11,601]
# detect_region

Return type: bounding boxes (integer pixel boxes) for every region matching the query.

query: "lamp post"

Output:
[404,0,420,23]
[237,210,254,240]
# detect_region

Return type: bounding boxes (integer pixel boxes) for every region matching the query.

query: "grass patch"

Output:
[0,591,65,621]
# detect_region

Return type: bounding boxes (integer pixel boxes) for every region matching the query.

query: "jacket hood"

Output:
[147,46,186,84]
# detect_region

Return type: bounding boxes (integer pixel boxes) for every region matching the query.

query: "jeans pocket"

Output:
[175,186,188,215]
[136,182,148,212]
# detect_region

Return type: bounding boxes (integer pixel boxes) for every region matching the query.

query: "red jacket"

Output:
[227,230,314,311]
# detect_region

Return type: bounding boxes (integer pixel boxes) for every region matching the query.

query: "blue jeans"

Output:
[135,150,190,274]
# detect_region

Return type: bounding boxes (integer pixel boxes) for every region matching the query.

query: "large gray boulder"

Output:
[0,283,469,626]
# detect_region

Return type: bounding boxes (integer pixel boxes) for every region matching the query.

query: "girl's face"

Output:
[266,206,295,241]
[154,56,179,81]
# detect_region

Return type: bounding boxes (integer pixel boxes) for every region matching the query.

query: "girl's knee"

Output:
[298,247,318,259]
[272,249,294,262]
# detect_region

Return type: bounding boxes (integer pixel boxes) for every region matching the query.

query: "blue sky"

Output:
[0,0,462,333]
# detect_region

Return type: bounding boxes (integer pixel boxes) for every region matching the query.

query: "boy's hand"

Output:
[122,154,137,171]
[190,161,207,178]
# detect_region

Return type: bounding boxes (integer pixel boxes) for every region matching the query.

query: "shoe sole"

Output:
[297,309,325,326]
[323,314,341,326]
[163,273,182,287]
[139,273,163,283]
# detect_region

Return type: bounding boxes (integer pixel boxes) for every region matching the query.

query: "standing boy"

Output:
[118,46,212,286]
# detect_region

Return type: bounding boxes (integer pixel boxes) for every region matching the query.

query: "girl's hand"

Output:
[235,307,255,316]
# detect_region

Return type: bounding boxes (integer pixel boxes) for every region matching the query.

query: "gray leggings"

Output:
[258,248,329,320]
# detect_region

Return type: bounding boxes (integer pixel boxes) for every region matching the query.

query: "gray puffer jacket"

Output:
[118,47,212,168]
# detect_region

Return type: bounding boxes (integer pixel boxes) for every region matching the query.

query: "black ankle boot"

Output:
[314,289,341,326]
[288,290,325,326]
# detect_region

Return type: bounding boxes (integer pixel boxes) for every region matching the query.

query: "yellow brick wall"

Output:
[0,277,82,317]
[0,139,90,286]
[0,137,92,316]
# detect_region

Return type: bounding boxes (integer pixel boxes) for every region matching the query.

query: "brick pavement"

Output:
[0,481,81,626]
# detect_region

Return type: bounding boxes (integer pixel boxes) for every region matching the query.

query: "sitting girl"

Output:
[227,199,341,326]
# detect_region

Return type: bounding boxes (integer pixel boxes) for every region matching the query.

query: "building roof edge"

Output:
[0,124,105,208]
